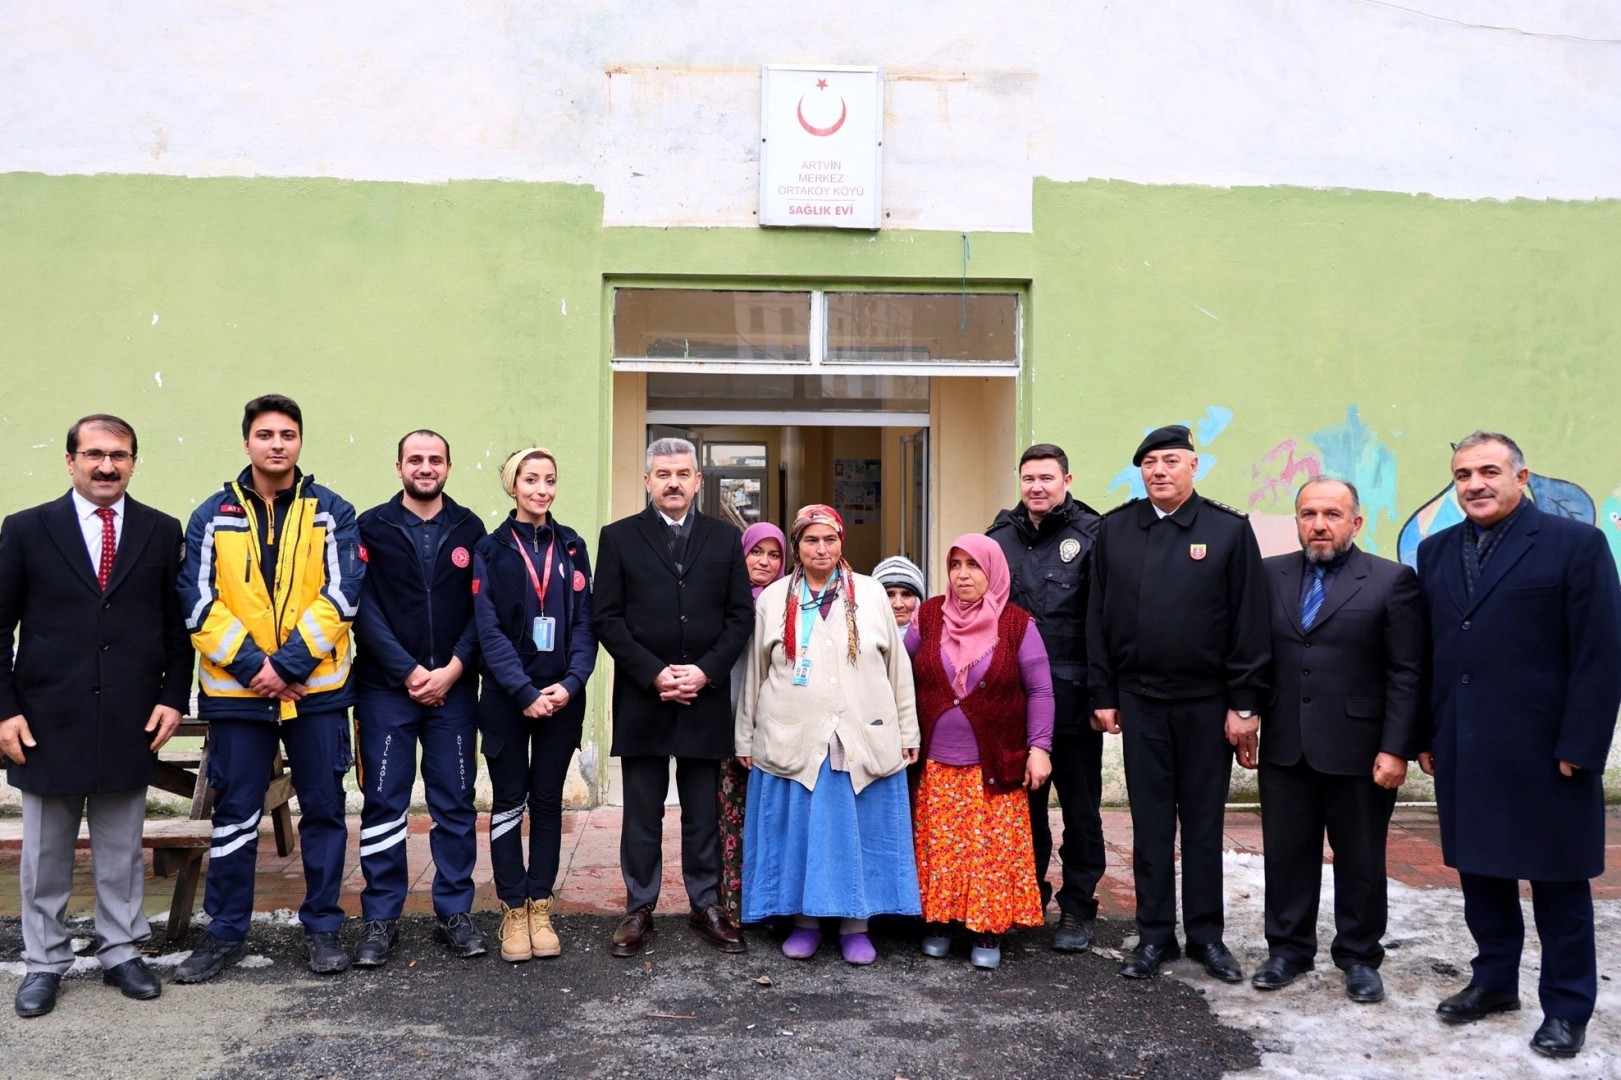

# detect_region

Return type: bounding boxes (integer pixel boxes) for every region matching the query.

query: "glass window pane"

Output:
[703,443,768,469]
[646,373,929,414]
[717,477,764,531]
[825,292,1018,363]
[614,289,811,362]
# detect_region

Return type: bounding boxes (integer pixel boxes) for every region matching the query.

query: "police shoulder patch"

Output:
[1204,498,1249,520]
[1102,497,1141,518]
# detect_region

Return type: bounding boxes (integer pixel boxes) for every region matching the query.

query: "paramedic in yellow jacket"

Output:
[174,394,366,984]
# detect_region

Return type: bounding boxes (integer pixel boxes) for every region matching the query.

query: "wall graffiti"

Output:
[1107,405,1231,502]
[1247,405,1400,555]
[1398,468,1615,574]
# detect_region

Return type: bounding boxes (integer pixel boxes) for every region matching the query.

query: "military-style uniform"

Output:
[1086,491,1270,948]
[987,493,1104,920]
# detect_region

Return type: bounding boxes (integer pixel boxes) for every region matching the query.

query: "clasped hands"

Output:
[656,664,709,705]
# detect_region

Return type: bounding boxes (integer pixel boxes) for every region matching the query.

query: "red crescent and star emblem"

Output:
[451,546,470,568]
[797,79,847,138]
[572,570,587,592]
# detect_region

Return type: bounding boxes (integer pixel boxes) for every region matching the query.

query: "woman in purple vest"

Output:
[907,533,1054,969]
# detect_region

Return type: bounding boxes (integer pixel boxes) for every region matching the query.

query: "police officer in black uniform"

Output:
[1087,424,1271,982]
[988,442,1103,953]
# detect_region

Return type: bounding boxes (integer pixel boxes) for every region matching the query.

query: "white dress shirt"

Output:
[70,489,125,575]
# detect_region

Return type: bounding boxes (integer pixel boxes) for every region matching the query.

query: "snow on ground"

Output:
[1165,852,1621,1079]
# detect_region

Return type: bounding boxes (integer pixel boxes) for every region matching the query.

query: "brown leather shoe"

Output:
[611,907,654,958]
[689,904,747,954]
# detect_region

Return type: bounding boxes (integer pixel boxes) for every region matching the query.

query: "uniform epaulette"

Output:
[1102,497,1141,517]
[1204,498,1249,519]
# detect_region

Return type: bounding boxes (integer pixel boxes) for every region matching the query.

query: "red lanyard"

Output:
[511,528,556,609]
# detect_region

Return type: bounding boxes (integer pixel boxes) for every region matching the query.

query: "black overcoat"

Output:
[595,507,754,758]
[1417,501,1621,880]
[0,492,193,795]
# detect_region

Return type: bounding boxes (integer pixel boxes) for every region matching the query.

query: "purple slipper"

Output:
[782,927,822,959]
[840,932,877,966]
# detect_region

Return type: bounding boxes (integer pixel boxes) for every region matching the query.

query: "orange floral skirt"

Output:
[913,760,1043,934]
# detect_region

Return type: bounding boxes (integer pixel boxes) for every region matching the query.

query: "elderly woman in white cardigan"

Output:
[736,504,921,965]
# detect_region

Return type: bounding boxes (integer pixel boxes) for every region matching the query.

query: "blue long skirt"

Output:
[741,758,922,922]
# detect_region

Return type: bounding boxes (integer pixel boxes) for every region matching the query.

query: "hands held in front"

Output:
[1225,710,1260,770]
[523,683,573,719]
[1024,746,1051,790]
[0,713,35,764]
[406,657,464,707]
[1090,708,1120,734]
[656,664,708,704]
[250,658,306,702]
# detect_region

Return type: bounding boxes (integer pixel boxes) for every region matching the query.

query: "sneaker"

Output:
[173,934,248,984]
[305,930,350,974]
[528,897,561,958]
[434,912,488,959]
[352,919,398,969]
[970,934,1002,970]
[499,902,531,963]
[1052,912,1094,953]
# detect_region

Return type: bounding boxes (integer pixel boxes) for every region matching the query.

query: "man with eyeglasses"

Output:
[1,415,193,1017]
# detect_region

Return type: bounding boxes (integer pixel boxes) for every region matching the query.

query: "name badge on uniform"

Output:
[1189,543,1207,561]
[792,656,812,686]
[532,616,557,652]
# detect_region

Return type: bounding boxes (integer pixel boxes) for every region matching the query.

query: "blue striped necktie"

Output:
[1301,565,1326,631]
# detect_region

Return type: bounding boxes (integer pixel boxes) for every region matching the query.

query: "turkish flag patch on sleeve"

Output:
[357,544,369,563]
[472,578,480,595]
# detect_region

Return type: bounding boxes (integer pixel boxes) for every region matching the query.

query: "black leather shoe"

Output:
[1530,1016,1587,1059]
[1436,984,1521,1024]
[611,907,655,958]
[689,904,747,954]
[1186,941,1244,983]
[14,972,61,1017]
[1120,940,1181,979]
[1052,913,1094,953]
[102,957,162,1000]
[1344,964,1384,1003]
[434,912,488,958]
[1250,954,1312,990]
[352,919,399,968]
[173,933,248,984]
[304,930,350,974]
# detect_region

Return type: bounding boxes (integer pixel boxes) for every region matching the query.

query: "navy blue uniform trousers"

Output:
[201,710,351,940]
[355,683,478,920]
[1461,872,1596,1023]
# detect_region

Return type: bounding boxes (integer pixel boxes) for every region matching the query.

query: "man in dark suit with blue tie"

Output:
[1253,477,1426,1004]
[1417,431,1621,1060]
[0,414,192,1017]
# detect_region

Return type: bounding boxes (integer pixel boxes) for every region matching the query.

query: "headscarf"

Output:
[783,504,859,666]
[871,555,925,599]
[941,533,1011,696]
[500,446,558,497]
[739,521,787,600]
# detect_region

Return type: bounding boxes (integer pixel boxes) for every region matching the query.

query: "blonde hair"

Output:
[500,447,558,497]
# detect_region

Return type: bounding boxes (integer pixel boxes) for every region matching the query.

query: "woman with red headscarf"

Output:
[736,505,922,964]
[907,533,1055,969]
[719,522,787,923]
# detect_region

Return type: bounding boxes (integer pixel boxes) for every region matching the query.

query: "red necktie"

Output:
[95,507,116,590]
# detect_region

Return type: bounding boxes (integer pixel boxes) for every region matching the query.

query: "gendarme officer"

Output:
[1087,424,1271,982]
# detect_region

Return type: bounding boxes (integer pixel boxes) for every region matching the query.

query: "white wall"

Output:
[3,1,1618,231]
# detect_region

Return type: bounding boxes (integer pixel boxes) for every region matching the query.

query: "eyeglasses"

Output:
[75,450,134,464]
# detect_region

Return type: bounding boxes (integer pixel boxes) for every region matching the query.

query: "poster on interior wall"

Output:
[759,65,882,230]
[833,458,882,524]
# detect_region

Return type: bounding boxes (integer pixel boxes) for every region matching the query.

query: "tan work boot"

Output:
[528,896,561,958]
[499,902,531,963]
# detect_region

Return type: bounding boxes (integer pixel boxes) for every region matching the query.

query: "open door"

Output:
[898,427,928,575]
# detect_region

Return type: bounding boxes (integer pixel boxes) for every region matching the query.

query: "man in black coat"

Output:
[595,437,754,957]
[0,414,192,1017]
[1088,424,1270,983]
[987,442,1104,952]
[1253,477,1425,1004]
[1417,431,1621,1060]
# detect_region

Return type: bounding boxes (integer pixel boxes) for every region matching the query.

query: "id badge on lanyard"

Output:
[792,573,835,686]
[514,528,558,653]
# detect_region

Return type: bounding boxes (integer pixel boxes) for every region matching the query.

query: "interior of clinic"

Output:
[608,287,1022,589]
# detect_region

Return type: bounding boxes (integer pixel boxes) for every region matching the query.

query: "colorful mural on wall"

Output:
[1247,405,1400,555]
[1107,405,1231,501]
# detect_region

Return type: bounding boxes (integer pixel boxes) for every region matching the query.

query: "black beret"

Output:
[1132,424,1195,466]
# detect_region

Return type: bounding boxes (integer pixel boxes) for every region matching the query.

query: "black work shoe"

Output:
[304,930,350,974]
[435,912,489,958]
[1251,955,1313,990]
[14,972,61,1017]
[1186,941,1244,983]
[1436,984,1521,1024]
[1052,912,1094,953]
[173,934,248,984]
[1530,1016,1587,1059]
[1120,940,1181,979]
[102,957,162,1000]
[1344,964,1384,1003]
[352,919,399,968]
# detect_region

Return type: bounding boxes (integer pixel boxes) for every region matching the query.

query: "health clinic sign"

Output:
[759,65,882,230]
